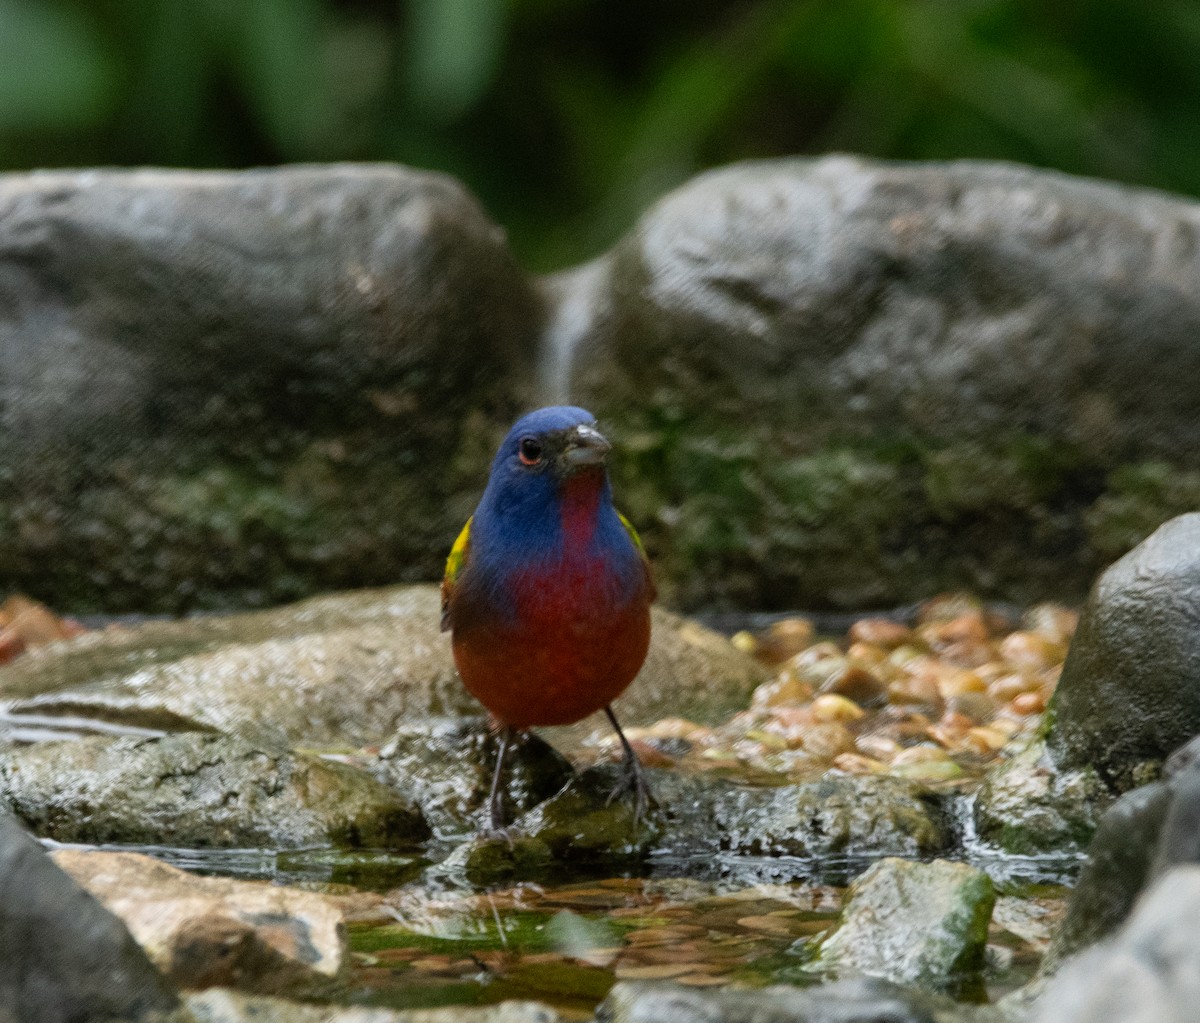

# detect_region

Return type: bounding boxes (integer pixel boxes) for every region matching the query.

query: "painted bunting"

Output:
[441,405,656,830]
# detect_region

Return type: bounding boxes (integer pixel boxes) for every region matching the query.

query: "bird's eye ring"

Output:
[518,437,543,466]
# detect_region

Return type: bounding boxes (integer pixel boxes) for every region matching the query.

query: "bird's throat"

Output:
[559,468,605,549]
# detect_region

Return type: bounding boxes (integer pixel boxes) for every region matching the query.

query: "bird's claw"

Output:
[606,756,656,829]
[477,824,518,850]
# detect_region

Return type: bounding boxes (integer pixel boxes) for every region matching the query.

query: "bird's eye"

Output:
[518,437,544,466]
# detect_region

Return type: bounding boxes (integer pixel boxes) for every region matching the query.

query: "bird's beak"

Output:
[561,424,612,469]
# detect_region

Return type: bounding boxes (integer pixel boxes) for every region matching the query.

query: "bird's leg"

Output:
[604,705,654,825]
[485,725,514,832]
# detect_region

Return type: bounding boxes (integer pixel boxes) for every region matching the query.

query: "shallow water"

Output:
[341,872,1063,1015]
[41,834,1075,1016]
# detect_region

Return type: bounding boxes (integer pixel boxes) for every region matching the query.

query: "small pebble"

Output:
[999,630,1064,670]
[1012,691,1047,715]
[847,618,912,648]
[810,693,866,724]
[751,675,815,709]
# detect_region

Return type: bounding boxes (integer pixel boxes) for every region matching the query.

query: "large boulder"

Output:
[6,159,1200,614]
[554,157,1200,609]
[0,811,184,1023]
[0,165,540,614]
[0,586,766,747]
[1047,513,1200,787]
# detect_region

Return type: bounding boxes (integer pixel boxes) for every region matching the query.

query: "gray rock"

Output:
[1048,513,1200,787]
[599,977,992,1023]
[1042,782,1171,969]
[435,769,947,885]
[0,732,429,848]
[973,738,1110,855]
[1045,737,1200,967]
[557,157,1200,609]
[710,773,947,859]
[513,765,663,864]
[0,810,184,1023]
[439,833,556,887]
[812,858,995,994]
[372,718,574,836]
[0,586,766,748]
[187,988,565,1023]
[1033,866,1200,1023]
[0,586,468,746]
[0,165,539,614]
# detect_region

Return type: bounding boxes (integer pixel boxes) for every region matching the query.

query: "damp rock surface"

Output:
[707,773,948,859]
[973,738,1110,855]
[372,718,576,836]
[812,858,995,993]
[0,587,765,748]
[1046,736,1200,967]
[1048,513,1200,788]
[187,988,568,1023]
[599,977,986,1023]
[0,731,429,849]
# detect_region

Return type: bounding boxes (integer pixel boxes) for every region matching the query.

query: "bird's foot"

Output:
[606,753,656,829]
[477,826,518,850]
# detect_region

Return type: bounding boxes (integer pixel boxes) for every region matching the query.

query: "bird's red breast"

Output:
[449,469,652,729]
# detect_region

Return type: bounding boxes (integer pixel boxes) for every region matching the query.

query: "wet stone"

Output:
[1045,740,1200,968]
[0,588,767,751]
[599,977,976,1023]
[187,987,568,1022]
[1033,866,1200,1023]
[812,858,995,994]
[443,834,556,887]
[515,766,664,865]
[1049,513,1200,789]
[973,738,1109,855]
[372,717,575,836]
[0,731,429,848]
[710,773,947,860]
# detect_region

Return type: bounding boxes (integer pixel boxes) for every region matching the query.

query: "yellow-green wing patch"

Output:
[618,510,656,599]
[618,511,648,560]
[441,517,472,631]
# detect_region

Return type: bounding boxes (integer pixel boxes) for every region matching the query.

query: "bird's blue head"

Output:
[474,405,618,557]
[489,405,609,479]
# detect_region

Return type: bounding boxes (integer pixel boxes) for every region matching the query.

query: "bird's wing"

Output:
[441,516,472,632]
[618,511,658,601]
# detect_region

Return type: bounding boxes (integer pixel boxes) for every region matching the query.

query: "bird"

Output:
[441,405,656,831]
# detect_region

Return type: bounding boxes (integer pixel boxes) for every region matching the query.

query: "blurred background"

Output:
[3,0,1198,272]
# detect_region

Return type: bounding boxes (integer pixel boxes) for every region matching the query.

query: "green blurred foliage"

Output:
[2,0,1199,270]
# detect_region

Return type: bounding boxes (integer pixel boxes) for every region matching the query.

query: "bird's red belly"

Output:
[453,597,651,729]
